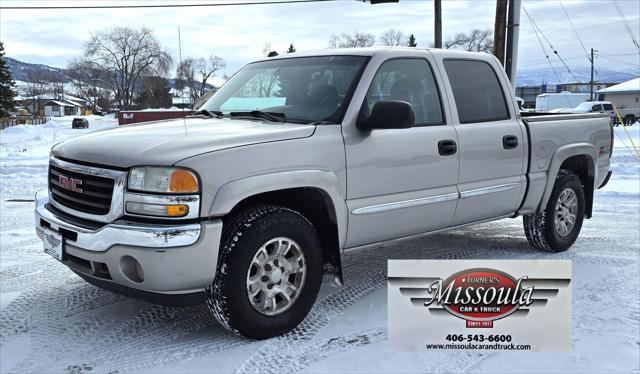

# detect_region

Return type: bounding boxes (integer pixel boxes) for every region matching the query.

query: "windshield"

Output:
[201,55,368,124]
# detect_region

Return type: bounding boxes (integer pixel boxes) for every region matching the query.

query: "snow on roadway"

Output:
[0,117,638,373]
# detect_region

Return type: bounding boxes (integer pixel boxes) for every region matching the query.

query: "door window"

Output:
[364,59,444,126]
[443,59,510,124]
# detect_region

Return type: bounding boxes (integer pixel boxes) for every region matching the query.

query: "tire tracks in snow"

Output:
[235,238,524,373]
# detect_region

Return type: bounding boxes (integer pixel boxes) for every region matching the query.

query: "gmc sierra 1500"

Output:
[35,48,613,339]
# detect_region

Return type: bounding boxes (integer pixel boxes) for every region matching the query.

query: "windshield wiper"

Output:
[190,109,223,118]
[229,110,286,123]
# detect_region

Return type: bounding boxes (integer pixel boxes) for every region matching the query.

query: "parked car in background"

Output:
[72,118,89,129]
[552,101,635,126]
[35,48,613,340]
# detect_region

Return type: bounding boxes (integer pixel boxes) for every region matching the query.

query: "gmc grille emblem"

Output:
[58,175,83,193]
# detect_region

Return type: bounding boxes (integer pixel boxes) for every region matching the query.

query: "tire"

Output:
[205,205,323,339]
[624,115,636,126]
[523,170,585,252]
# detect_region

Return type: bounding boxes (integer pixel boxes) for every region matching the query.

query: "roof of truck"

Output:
[254,46,493,62]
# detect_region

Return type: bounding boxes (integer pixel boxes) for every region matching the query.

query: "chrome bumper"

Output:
[35,189,201,251]
[34,189,223,295]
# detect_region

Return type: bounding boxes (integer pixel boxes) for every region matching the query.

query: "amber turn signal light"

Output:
[169,169,199,193]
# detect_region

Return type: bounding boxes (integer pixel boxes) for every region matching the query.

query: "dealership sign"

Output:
[388,260,571,352]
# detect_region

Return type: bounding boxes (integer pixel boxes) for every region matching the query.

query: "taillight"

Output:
[609,121,614,157]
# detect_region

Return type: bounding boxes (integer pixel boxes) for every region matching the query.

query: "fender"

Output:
[538,143,597,212]
[209,169,348,248]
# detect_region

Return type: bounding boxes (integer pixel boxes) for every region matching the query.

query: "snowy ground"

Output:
[0,117,638,373]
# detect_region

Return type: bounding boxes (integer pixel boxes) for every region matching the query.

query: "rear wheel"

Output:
[523,170,585,252]
[623,115,636,126]
[205,205,323,339]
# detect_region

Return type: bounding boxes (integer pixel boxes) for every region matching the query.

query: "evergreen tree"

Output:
[0,41,17,113]
[287,44,296,53]
[407,34,417,47]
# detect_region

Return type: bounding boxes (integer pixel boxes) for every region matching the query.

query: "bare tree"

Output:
[380,29,405,47]
[176,57,197,104]
[177,55,225,104]
[67,58,108,110]
[23,70,51,117]
[444,29,493,53]
[79,26,172,110]
[328,32,376,48]
[197,55,225,98]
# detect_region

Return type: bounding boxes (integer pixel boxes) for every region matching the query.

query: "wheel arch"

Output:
[539,143,596,218]
[209,170,347,283]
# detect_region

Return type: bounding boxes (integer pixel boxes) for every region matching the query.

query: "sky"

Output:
[1,0,639,82]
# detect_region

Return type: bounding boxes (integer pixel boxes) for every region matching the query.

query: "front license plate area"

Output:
[43,228,64,261]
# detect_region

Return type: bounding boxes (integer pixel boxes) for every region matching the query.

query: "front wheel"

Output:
[205,205,323,339]
[523,170,585,252]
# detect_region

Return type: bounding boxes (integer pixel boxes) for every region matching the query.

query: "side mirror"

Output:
[357,100,415,131]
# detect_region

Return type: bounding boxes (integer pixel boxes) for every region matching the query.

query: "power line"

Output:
[522,4,582,83]
[522,7,562,83]
[522,4,583,84]
[600,53,640,57]
[612,0,640,55]
[558,0,600,81]
[0,0,338,10]
[519,55,585,68]
[599,56,640,67]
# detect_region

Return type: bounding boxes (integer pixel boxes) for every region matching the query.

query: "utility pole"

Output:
[590,48,595,101]
[504,0,521,87]
[493,0,508,65]
[434,0,442,48]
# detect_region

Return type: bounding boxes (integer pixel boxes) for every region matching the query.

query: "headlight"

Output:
[128,167,199,194]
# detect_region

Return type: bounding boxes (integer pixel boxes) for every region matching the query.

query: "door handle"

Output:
[438,139,457,156]
[503,135,518,149]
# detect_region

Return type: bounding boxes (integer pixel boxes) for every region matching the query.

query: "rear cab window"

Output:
[443,59,510,124]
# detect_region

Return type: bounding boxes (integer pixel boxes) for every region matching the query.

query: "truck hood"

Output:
[52,117,316,168]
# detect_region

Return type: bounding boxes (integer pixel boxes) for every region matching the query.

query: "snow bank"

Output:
[0,115,117,198]
[604,125,640,196]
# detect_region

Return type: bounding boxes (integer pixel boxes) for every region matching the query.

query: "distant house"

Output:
[597,78,640,111]
[43,99,83,117]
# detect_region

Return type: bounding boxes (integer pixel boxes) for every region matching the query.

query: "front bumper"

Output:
[35,189,222,298]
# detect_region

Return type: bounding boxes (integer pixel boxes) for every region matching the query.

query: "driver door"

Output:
[343,57,459,248]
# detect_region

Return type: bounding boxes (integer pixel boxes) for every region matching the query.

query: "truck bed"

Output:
[517,111,612,215]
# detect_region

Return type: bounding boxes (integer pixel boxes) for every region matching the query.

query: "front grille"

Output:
[49,163,115,215]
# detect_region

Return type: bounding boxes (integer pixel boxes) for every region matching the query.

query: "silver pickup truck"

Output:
[35,48,613,339]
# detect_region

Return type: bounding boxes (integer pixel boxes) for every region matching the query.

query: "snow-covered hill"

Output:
[516,65,638,86]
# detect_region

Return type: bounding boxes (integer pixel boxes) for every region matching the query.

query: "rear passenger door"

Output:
[441,59,526,224]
